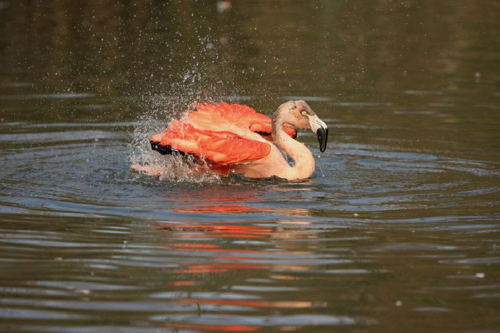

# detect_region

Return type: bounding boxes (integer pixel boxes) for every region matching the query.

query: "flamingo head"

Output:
[276,100,329,152]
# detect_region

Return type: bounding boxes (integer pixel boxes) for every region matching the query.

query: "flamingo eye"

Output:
[301,111,308,117]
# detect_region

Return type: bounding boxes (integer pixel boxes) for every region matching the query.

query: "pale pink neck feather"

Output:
[273,119,315,180]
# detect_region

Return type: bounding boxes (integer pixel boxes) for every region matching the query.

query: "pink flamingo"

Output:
[149,100,328,180]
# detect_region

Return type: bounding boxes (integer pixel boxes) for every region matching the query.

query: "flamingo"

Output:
[148,100,328,180]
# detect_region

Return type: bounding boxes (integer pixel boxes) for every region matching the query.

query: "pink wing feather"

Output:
[187,102,297,139]
[152,122,271,165]
[150,102,298,166]
[188,102,271,133]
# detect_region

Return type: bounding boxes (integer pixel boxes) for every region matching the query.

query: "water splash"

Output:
[129,93,224,184]
[129,38,229,184]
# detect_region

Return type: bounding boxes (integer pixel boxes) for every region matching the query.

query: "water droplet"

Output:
[75,289,91,295]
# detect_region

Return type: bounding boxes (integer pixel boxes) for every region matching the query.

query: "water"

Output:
[1,0,500,331]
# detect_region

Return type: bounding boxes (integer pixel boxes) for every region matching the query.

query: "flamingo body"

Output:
[149,101,328,180]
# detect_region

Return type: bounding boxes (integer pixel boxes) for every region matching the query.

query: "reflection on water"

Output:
[1,0,500,332]
[155,190,327,331]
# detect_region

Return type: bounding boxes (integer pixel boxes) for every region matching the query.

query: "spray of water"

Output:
[129,38,229,184]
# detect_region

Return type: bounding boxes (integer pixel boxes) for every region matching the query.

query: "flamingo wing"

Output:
[187,102,297,139]
[151,122,271,165]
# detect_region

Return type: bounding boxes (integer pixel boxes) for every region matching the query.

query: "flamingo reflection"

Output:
[157,185,324,332]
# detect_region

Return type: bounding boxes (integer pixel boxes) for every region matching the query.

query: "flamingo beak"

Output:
[309,116,328,153]
[317,127,328,152]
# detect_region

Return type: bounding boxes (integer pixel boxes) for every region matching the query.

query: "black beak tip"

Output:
[316,127,328,153]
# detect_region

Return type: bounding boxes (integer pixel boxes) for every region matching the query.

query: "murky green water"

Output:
[1,0,500,331]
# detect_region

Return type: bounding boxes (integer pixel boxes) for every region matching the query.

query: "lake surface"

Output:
[1,0,499,331]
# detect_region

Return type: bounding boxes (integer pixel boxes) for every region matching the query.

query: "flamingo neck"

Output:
[272,117,315,180]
